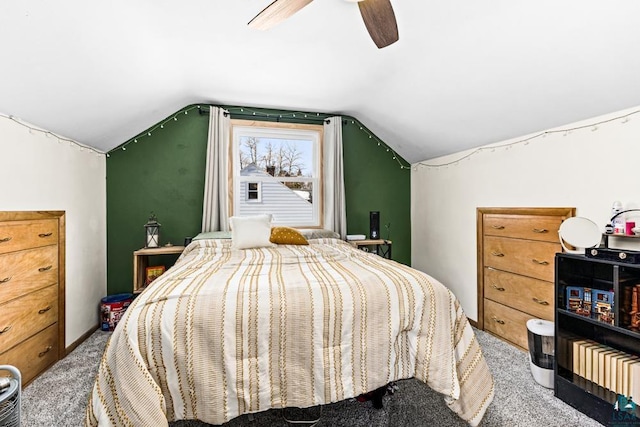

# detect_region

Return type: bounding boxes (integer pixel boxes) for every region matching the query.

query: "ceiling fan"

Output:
[248,0,399,49]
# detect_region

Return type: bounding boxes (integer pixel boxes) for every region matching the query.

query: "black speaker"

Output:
[370,211,380,239]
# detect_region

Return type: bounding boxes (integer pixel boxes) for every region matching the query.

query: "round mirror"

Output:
[558,217,601,254]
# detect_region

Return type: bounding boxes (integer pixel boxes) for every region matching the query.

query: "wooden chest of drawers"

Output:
[0,211,65,385]
[477,208,574,350]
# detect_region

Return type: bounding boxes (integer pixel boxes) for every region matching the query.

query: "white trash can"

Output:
[526,319,554,388]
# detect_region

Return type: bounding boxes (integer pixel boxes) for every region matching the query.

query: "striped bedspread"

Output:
[86,238,494,426]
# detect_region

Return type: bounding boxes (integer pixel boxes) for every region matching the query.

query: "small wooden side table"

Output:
[349,239,392,259]
[133,245,185,293]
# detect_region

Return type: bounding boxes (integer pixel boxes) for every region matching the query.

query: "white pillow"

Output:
[230,214,276,250]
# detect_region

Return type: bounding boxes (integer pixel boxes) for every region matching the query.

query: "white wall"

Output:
[411,105,640,322]
[0,114,106,347]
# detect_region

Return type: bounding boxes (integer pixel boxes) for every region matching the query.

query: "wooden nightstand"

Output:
[133,245,185,293]
[349,239,392,259]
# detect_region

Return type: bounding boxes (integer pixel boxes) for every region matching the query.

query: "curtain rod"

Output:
[198,107,331,124]
[226,112,331,124]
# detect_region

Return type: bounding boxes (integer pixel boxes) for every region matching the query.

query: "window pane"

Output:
[238,137,314,178]
[238,180,315,225]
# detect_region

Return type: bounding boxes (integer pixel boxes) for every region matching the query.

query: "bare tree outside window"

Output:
[239,137,259,169]
[238,137,312,179]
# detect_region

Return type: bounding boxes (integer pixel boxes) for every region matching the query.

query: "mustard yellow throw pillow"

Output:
[270,227,309,245]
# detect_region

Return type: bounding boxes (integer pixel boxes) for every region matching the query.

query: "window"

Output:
[231,120,323,227]
[247,182,261,202]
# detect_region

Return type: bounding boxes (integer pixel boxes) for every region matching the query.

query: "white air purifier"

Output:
[0,365,21,427]
[526,319,554,389]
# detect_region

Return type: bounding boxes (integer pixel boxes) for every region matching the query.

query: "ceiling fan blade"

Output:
[248,0,314,31]
[358,0,399,49]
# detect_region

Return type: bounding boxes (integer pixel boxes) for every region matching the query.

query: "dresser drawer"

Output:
[484,235,559,282]
[484,299,534,350]
[0,323,58,385]
[0,245,58,302]
[0,219,58,255]
[483,214,564,243]
[484,267,554,320]
[0,285,58,353]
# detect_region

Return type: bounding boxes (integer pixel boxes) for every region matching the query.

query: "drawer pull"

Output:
[38,232,53,238]
[492,284,506,292]
[533,297,549,306]
[491,316,505,325]
[0,237,11,243]
[0,276,11,284]
[532,259,549,265]
[532,228,548,233]
[38,265,53,272]
[38,346,53,358]
[38,306,52,314]
[491,251,505,257]
[0,326,12,334]
[491,225,505,230]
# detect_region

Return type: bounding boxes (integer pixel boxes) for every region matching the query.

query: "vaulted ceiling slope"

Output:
[1,1,640,163]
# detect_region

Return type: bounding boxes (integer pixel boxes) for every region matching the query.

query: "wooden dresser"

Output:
[477,207,574,350]
[0,211,65,385]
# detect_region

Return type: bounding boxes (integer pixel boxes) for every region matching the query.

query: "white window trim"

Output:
[246,181,262,203]
[230,120,323,228]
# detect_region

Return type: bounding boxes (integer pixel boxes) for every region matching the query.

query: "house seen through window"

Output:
[231,120,323,227]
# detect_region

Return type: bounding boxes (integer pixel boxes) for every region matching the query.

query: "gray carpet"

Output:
[20,328,604,427]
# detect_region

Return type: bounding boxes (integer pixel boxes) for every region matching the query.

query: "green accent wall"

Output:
[106,105,411,295]
[342,120,411,265]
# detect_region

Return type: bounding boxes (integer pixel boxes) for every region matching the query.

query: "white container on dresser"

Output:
[476,207,575,350]
[0,211,65,385]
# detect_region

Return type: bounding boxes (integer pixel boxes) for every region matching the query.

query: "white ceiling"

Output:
[1,1,640,163]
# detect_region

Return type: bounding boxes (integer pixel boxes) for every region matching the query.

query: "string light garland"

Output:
[1,113,105,156]
[109,104,411,170]
[108,104,205,157]
[344,118,411,170]
[415,108,640,170]
[10,104,635,171]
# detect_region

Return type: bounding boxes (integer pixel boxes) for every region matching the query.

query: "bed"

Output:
[86,232,494,426]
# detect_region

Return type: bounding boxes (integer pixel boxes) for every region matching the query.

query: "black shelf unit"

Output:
[555,253,640,426]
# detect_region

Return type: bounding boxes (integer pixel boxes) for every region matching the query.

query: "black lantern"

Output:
[144,213,161,248]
